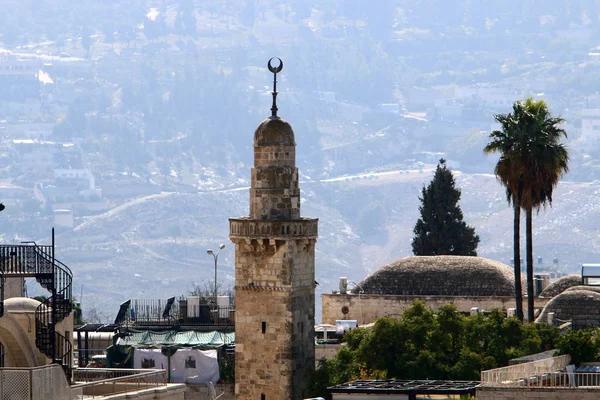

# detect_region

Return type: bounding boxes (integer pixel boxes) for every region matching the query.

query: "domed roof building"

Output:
[354,255,522,297]
[4,296,42,312]
[0,297,49,367]
[322,256,529,325]
[539,274,582,297]
[536,286,600,327]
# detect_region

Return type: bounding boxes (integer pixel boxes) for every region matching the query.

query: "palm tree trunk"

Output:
[513,199,523,321]
[526,208,534,322]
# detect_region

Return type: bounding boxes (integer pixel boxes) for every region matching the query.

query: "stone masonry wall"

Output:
[4,277,24,299]
[250,143,300,220]
[290,288,315,399]
[536,288,600,327]
[233,238,316,400]
[235,289,293,400]
[321,294,551,325]
[233,239,316,289]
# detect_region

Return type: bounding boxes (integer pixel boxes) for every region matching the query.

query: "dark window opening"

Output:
[185,356,196,369]
[262,321,266,334]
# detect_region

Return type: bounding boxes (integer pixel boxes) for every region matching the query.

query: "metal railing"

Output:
[481,354,571,386]
[71,368,167,398]
[123,298,235,327]
[0,364,72,400]
[0,241,73,371]
[481,371,600,388]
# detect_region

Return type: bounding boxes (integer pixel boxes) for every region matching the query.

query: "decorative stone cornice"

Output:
[229,218,318,239]
[236,284,315,292]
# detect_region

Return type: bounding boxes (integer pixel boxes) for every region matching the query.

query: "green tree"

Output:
[309,301,569,397]
[519,99,569,322]
[412,159,479,256]
[484,102,528,321]
[484,98,569,321]
[557,327,600,365]
[73,300,84,325]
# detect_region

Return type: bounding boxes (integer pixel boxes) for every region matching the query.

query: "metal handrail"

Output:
[31,244,73,368]
[481,371,600,388]
[71,368,167,398]
[71,369,166,386]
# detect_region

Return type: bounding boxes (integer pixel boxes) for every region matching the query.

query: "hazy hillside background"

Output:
[1,0,600,321]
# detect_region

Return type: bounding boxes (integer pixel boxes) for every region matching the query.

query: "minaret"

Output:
[229,58,318,400]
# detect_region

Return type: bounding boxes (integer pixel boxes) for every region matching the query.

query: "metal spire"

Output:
[268,57,283,119]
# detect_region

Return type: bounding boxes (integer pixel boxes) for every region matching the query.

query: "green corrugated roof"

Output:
[116,329,234,348]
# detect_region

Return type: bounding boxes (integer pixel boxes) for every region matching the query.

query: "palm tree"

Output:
[518,99,568,321]
[484,98,568,322]
[484,103,527,321]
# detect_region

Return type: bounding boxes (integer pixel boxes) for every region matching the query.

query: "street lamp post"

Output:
[206,244,225,303]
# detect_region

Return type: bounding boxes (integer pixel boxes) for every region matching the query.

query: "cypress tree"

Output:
[412,159,479,256]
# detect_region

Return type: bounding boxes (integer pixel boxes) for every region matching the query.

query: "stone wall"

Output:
[477,387,600,400]
[4,277,24,298]
[232,238,316,289]
[185,383,234,400]
[251,139,299,220]
[536,288,600,327]
[235,289,293,399]
[321,294,551,325]
[233,238,316,400]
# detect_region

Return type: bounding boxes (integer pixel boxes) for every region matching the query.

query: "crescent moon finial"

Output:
[268,57,283,118]
[268,57,283,73]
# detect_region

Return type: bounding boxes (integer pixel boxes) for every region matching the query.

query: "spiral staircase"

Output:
[0,237,73,376]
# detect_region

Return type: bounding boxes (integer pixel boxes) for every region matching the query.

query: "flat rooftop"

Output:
[328,379,480,397]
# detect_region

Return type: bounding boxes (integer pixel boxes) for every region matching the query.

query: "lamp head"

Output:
[219,244,225,250]
[207,249,214,255]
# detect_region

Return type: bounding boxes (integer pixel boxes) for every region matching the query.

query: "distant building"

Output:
[452,85,520,110]
[0,56,41,102]
[54,168,96,190]
[5,122,54,139]
[53,209,74,229]
[580,109,600,143]
[379,103,402,114]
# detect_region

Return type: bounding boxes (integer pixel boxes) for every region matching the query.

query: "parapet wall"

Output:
[321,294,551,325]
[477,387,600,400]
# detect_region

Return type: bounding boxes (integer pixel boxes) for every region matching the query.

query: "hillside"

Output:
[51,169,595,321]
[2,0,600,321]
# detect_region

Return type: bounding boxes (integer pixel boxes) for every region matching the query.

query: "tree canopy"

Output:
[309,301,600,397]
[484,98,569,321]
[412,159,479,256]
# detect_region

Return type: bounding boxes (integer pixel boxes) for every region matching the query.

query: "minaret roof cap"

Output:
[254,117,295,147]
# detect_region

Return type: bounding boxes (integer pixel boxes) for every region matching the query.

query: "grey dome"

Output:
[539,274,582,297]
[254,118,295,147]
[355,255,520,297]
[536,288,600,324]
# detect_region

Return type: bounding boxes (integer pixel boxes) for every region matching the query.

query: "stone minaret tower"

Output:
[229,58,318,400]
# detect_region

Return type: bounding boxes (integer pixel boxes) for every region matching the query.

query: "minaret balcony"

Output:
[229,217,318,239]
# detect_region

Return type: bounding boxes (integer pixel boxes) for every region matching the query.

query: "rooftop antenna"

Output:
[268,57,283,119]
